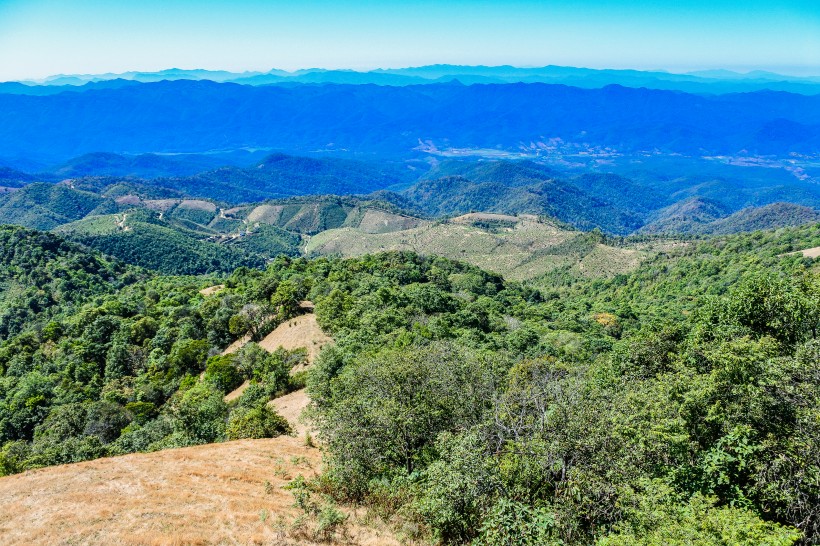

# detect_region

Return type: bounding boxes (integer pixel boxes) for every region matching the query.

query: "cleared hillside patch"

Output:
[259,313,332,367]
[355,209,428,233]
[0,437,400,546]
[306,216,644,281]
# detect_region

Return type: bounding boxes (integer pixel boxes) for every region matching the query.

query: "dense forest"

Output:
[0,220,819,544]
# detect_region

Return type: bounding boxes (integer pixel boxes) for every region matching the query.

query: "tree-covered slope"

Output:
[55,210,268,275]
[150,153,409,204]
[52,151,232,179]
[0,167,37,187]
[0,226,135,339]
[699,202,820,235]
[0,183,120,231]
[403,162,644,235]
[637,196,731,234]
[0,224,819,544]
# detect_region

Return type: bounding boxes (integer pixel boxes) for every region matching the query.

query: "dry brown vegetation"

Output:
[0,437,400,546]
[258,313,332,367]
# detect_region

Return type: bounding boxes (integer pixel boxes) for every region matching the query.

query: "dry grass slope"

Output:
[306,216,644,281]
[258,313,332,367]
[0,437,400,546]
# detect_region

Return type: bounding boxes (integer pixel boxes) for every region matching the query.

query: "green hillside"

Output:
[306,213,644,281]
[404,170,644,235]
[0,183,120,230]
[153,153,410,203]
[699,202,820,235]
[227,194,425,235]
[0,225,135,338]
[637,196,730,234]
[0,224,818,544]
[639,199,820,236]
[55,210,268,275]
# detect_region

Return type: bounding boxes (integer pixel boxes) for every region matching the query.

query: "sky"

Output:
[0,0,819,81]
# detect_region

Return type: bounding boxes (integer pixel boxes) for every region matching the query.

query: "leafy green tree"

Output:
[171,382,228,444]
[225,405,290,440]
[168,339,209,375]
[310,342,502,498]
[202,355,243,393]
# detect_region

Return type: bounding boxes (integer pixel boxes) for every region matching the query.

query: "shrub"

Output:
[598,481,800,546]
[225,405,290,440]
[203,355,243,393]
[473,498,561,546]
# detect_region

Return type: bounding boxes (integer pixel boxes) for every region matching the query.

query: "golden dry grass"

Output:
[0,302,402,545]
[798,246,820,258]
[223,309,329,406]
[270,389,312,436]
[258,314,332,367]
[199,285,225,297]
[0,437,401,546]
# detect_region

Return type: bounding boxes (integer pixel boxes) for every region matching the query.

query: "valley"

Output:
[0,152,817,286]
[1,58,820,546]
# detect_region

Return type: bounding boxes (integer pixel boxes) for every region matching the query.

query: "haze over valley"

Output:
[1,1,820,545]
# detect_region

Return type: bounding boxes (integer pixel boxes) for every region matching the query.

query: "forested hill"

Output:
[2,80,819,163]
[3,155,818,243]
[0,226,136,338]
[0,223,819,544]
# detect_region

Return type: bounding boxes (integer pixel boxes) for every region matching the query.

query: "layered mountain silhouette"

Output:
[2,81,820,164]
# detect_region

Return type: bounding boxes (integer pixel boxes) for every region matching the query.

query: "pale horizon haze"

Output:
[1,0,819,81]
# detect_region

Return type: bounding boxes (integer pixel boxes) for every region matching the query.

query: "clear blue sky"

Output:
[0,0,818,80]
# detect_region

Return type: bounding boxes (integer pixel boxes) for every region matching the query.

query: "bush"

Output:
[473,498,561,546]
[598,481,800,546]
[309,342,503,500]
[172,382,228,443]
[225,405,290,440]
[203,355,243,393]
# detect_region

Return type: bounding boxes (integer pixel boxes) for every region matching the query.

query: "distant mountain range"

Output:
[5,65,820,95]
[638,198,820,235]
[2,80,820,167]
[1,154,817,239]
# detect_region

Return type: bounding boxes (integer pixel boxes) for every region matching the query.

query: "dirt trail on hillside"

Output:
[0,437,399,545]
[199,284,225,297]
[798,246,820,258]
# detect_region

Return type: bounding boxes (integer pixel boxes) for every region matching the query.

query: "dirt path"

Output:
[0,437,399,545]
[798,246,820,258]
[221,309,331,437]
